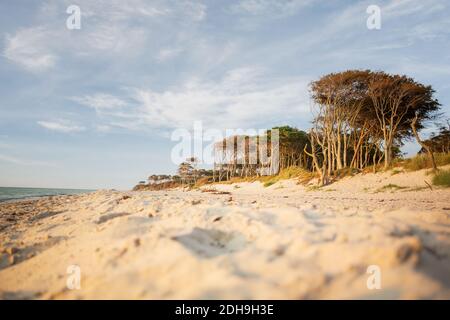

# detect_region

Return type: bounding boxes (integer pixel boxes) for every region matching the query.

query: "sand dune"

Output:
[0,167,450,299]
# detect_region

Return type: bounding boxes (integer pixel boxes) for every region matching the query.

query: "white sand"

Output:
[1,167,450,299]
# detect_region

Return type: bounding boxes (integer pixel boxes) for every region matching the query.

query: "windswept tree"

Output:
[366,72,440,168]
[309,70,376,176]
[308,70,441,176]
[421,119,450,153]
[178,157,198,187]
[272,126,310,169]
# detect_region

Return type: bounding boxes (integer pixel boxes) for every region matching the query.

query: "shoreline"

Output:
[0,188,96,204]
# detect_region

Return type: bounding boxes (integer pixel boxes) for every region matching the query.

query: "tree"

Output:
[178,158,198,187]
[272,126,309,169]
[309,70,441,174]
[367,72,440,168]
[309,70,380,174]
[422,119,450,153]
[411,113,437,171]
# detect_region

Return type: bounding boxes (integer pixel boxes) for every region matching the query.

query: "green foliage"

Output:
[271,126,310,169]
[432,170,450,187]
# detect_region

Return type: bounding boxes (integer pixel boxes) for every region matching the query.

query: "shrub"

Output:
[432,170,450,187]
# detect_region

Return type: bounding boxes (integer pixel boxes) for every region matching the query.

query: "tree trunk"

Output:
[384,142,392,170]
[411,114,437,171]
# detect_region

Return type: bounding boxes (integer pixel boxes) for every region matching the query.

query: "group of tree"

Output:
[212,127,310,181]
[136,69,444,189]
[306,70,440,185]
[420,119,450,154]
[177,157,214,186]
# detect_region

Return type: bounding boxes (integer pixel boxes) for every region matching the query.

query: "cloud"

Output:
[3,0,207,72]
[231,0,311,17]
[73,67,311,131]
[79,0,171,20]
[3,27,57,72]
[71,93,127,112]
[383,0,446,18]
[182,1,207,21]
[157,48,183,62]
[37,120,86,133]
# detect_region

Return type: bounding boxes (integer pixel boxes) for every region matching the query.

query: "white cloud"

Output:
[3,0,207,72]
[82,24,148,54]
[84,0,170,20]
[384,0,446,18]
[3,27,57,72]
[231,0,311,17]
[157,48,183,62]
[182,1,207,21]
[37,120,86,133]
[76,67,311,131]
[71,94,127,112]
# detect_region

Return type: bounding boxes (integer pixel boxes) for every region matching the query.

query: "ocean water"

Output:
[0,187,94,202]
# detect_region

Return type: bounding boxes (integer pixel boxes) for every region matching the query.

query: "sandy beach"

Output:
[1,167,449,300]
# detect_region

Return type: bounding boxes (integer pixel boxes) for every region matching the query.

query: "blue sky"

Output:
[1,0,449,190]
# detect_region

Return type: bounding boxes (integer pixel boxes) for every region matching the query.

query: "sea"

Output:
[0,187,94,202]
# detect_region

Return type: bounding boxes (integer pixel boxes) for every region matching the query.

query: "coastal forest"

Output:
[134,69,450,190]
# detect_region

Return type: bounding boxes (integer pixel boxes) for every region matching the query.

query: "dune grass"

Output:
[391,169,404,175]
[403,153,450,171]
[261,167,313,187]
[208,166,314,187]
[432,169,450,187]
[376,183,408,192]
[263,181,276,187]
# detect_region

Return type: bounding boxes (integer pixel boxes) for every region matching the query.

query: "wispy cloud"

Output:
[71,94,127,112]
[156,48,184,62]
[3,27,57,72]
[383,0,446,18]
[2,0,207,72]
[73,67,311,131]
[231,0,312,17]
[37,120,86,133]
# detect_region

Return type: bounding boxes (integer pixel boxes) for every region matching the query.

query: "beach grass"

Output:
[432,169,450,187]
[403,153,450,171]
[376,183,408,192]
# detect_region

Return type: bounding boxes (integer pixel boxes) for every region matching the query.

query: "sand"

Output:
[1,167,450,299]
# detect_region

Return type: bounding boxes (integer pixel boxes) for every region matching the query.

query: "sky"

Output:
[0,0,449,190]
